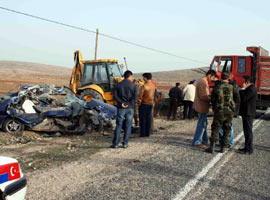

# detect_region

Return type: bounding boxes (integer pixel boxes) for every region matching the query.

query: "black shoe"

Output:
[243,150,253,155]
[219,146,225,153]
[238,147,247,152]
[140,135,145,137]
[205,141,215,154]
[110,145,118,148]
[122,144,128,148]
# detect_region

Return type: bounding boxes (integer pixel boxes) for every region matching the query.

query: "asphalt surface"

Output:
[67,111,270,200]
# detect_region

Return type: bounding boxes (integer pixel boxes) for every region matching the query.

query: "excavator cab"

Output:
[69,51,123,105]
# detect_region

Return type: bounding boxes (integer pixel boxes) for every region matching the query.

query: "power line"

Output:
[0,6,208,65]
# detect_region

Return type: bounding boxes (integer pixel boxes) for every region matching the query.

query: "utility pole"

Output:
[94,28,99,60]
[124,57,128,70]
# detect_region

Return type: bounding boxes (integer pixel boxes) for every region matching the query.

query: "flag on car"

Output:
[0,162,21,184]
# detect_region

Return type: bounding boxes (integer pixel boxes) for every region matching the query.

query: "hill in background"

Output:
[0,61,71,95]
[0,61,208,95]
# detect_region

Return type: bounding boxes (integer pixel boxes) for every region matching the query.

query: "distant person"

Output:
[238,75,257,155]
[133,79,140,127]
[205,72,239,153]
[183,80,196,120]
[138,73,155,137]
[192,70,216,148]
[151,79,158,134]
[111,70,137,148]
[167,83,183,120]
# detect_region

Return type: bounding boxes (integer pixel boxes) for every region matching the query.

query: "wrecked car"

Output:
[0,85,116,134]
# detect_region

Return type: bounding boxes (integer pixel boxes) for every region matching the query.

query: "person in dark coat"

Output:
[167,83,183,120]
[111,70,137,148]
[238,75,257,154]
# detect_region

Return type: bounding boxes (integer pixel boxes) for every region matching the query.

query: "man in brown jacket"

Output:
[192,70,216,147]
[138,73,156,137]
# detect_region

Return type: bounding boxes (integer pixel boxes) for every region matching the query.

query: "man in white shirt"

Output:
[183,80,196,119]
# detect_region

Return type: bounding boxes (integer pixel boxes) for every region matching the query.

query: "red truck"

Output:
[210,46,270,110]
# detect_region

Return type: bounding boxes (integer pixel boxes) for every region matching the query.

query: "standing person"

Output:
[192,70,216,147]
[111,70,137,148]
[238,75,257,154]
[133,79,140,127]
[218,80,239,148]
[167,83,183,120]
[151,79,158,134]
[205,72,240,153]
[138,73,156,137]
[183,80,196,120]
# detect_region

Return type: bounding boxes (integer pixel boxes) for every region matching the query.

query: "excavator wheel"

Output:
[79,89,104,102]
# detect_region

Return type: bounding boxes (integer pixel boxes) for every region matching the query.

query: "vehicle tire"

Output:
[2,118,24,134]
[79,89,104,102]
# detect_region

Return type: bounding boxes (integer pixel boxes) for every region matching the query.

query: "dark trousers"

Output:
[242,116,254,152]
[167,98,178,120]
[139,104,153,137]
[183,100,193,119]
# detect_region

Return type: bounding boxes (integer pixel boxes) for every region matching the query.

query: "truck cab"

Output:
[209,46,270,109]
[210,55,253,87]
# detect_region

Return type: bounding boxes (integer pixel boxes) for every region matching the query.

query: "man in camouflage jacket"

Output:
[206,72,240,153]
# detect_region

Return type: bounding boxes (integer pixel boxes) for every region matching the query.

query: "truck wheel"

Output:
[80,89,104,102]
[2,118,24,134]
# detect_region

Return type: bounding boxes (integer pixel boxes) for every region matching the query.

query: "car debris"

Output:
[0,85,117,135]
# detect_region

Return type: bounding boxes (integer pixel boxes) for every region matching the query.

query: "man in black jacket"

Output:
[239,75,257,154]
[167,83,183,120]
[111,70,137,148]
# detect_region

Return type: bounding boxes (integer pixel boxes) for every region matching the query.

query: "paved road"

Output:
[67,112,270,200]
[24,112,270,200]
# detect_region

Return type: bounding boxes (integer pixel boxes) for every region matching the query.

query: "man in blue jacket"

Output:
[111,70,137,148]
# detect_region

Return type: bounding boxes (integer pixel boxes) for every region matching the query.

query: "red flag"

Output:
[0,162,21,181]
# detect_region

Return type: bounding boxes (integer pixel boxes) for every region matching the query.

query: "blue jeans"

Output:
[219,122,234,146]
[192,113,209,145]
[139,104,153,136]
[112,108,134,146]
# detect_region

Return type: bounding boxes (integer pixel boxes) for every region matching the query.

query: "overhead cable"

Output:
[0,6,208,65]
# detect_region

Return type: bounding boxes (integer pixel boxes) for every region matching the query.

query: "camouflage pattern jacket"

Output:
[211,81,240,115]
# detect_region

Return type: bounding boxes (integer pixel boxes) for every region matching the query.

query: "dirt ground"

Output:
[0,116,188,174]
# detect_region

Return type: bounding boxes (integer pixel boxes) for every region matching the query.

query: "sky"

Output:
[0,0,269,72]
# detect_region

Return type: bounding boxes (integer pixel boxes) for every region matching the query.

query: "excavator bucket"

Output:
[69,51,84,93]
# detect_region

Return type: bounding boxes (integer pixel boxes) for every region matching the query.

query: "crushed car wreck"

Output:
[0,85,117,134]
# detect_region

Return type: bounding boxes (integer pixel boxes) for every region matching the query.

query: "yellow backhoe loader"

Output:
[69,50,124,105]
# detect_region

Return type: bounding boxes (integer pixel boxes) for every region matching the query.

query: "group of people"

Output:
[192,70,257,154]
[111,70,156,148]
[111,69,258,155]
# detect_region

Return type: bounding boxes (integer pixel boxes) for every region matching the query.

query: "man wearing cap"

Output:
[206,72,240,153]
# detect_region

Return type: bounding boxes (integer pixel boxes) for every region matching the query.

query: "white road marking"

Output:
[172,112,268,200]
